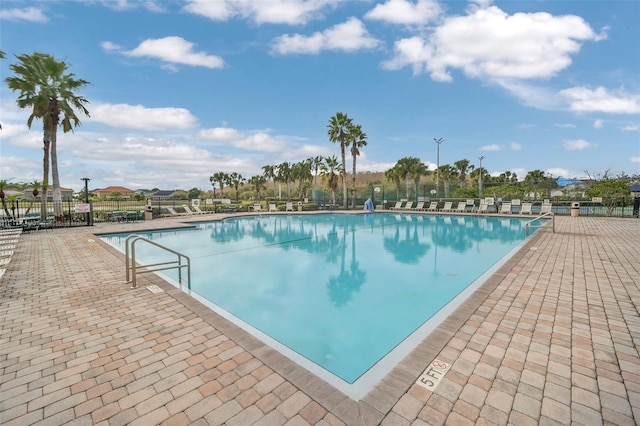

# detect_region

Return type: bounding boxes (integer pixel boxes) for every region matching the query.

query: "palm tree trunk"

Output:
[41,130,51,220]
[351,156,356,209]
[341,142,347,209]
[50,127,64,220]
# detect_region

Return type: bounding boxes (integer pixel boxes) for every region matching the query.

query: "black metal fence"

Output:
[2,194,638,231]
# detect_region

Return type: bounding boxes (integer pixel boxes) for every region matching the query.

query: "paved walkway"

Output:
[1,215,638,425]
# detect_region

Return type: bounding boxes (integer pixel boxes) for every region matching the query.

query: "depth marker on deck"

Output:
[415,359,451,391]
[147,285,164,294]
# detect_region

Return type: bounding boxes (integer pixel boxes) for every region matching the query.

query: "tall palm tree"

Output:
[454,159,472,187]
[5,53,90,220]
[327,112,354,208]
[248,175,267,201]
[292,160,313,201]
[349,124,368,208]
[320,156,342,205]
[438,164,457,197]
[210,172,229,196]
[310,155,324,188]
[262,164,277,198]
[396,157,428,200]
[228,172,245,202]
[276,162,294,201]
[385,164,404,200]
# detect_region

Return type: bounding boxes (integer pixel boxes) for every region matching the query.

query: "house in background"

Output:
[93,186,135,200]
[23,186,74,201]
[151,190,184,200]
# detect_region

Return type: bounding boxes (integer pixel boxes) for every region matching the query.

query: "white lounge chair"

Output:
[426,202,438,211]
[285,202,294,212]
[268,203,277,212]
[193,205,213,214]
[390,201,404,210]
[520,202,532,215]
[401,201,413,210]
[540,203,552,214]
[500,202,512,214]
[183,205,208,215]
[411,201,425,211]
[166,206,189,217]
[453,201,466,213]
[440,202,453,212]
[249,203,262,212]
[477,202,489,214]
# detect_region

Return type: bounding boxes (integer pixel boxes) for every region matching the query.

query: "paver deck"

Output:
[1,215,638,425]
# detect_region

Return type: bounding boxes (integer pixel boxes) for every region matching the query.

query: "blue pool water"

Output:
[100,213,531,387]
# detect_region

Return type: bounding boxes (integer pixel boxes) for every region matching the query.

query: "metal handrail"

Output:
[524,211,555,236]
[125,234,191,289]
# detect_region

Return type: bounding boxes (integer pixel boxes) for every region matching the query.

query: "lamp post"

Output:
[434,138,444,197]
[478,156,485,197]
[81,177,91,225]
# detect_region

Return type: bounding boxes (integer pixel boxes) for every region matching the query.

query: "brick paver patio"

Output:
[1,215,638,425]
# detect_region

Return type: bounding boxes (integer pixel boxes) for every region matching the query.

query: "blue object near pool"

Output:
[100,213,533,398]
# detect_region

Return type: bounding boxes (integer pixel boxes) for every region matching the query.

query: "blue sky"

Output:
[1,0,639,192]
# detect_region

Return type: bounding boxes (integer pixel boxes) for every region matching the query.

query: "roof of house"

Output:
[631,184,640,192]
[95,186,135,193]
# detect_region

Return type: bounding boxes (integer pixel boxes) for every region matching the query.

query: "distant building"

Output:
[631,184,640,197]
[93,186,135,200]
[24,186,74,201]
[151,190,183,200]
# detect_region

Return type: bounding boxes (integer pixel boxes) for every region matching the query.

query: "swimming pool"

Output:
[101,213,532,398]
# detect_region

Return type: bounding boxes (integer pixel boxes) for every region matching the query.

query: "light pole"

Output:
[81,177,91,225]
[434,138,444,197]
[478,156,485,197]
[211,183,216,213]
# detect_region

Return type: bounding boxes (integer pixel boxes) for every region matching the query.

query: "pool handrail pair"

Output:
[524,211,555,236]
[125,234,191,289]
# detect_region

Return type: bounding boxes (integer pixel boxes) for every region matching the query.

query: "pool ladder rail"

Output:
[125,234,191,289]
[524,211,555,236]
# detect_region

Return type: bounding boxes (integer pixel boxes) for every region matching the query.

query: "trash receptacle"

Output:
[298,201,302,212]
[144,205,153,220]
[571,202,580,217]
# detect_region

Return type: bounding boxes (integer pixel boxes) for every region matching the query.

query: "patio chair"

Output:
[500,202,512,214]
[426,202,438,211]
[285,202,294,212]
[520,202,533,215]
[193,205,214,214]
[390,201,404,210]
[165,207,189,217]
[411,201,425,211]
[540,203,553,214]
[249,203,262,212]
[268,203,277,212]
[401,201,413,210]
[181,205,199,215]
[453,201,466,213]
[440,202,453,212]
[477,202,489,214]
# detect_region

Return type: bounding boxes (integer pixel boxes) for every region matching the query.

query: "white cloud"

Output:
[560,86,640,114]
[556,123,576,129]
[100,41,122,52]
[510,142,522,151]
[99,0,165,12]
[183,0,338,25]
[0,7,47,22]
[630,157,640,163]
[480,144,501,152]
[593,119,603,129]
[365,0,441,25]
[272,18,380,55]
[123,36,225,69]
[564,139,596,151]
[382,4,601,82]
[622,124,639,131]
[88,103,198,131]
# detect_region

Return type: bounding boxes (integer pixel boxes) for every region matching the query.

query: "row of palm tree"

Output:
[3,51,90,221]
